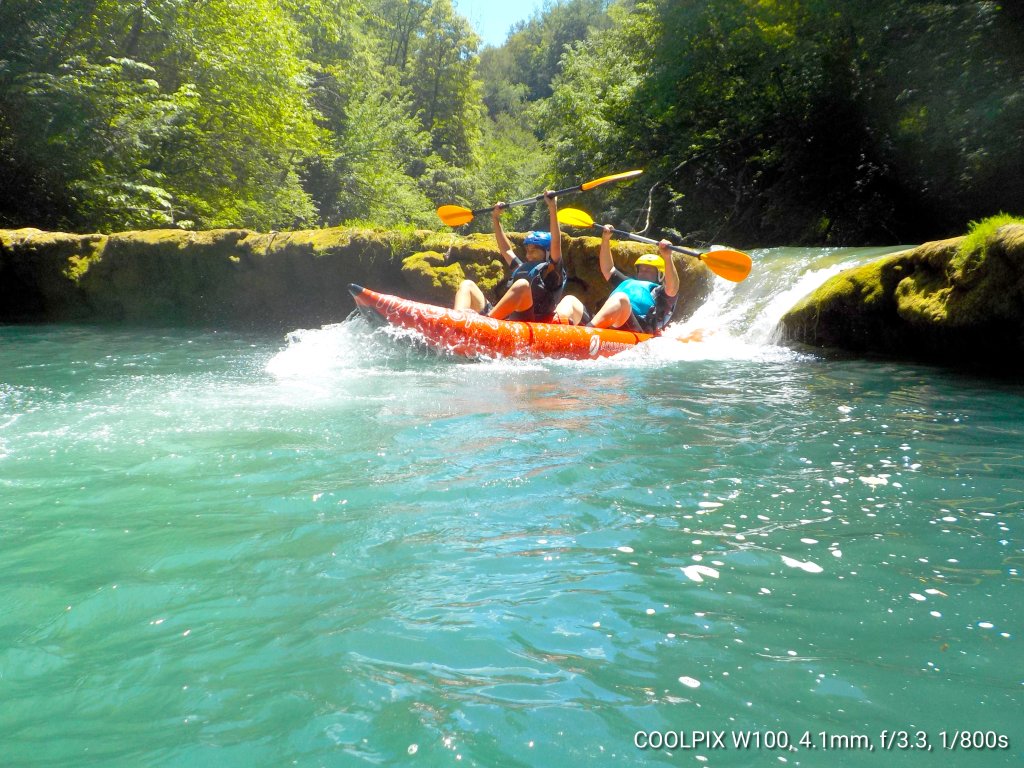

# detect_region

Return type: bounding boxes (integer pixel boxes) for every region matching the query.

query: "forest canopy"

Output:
[1,0,1021,245]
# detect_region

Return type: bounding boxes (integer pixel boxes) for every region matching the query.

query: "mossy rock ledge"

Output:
[0,226,713,331]
[777,223,1024,373]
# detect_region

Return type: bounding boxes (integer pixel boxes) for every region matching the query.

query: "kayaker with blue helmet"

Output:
[557,224,679,332]
[453,191,567,321]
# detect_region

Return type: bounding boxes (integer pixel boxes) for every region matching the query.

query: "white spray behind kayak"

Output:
[266,245,910,373]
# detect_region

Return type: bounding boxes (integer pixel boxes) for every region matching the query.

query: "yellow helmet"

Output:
[634,253,665,280]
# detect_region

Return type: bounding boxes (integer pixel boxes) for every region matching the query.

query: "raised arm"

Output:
[492,203,515,265]
[660,240,679,298]
[598,224,616,281]
[545,191,562,265]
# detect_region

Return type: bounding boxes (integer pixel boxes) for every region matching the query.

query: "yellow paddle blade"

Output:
[700,249,753,283]
[557,208,596,228]
[437,205,474,227]
[580,169,643,191]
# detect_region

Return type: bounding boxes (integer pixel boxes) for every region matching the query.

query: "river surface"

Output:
[1,247,1021,766]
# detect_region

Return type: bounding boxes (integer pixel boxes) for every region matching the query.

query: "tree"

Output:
[502,0,612,102]
[0,0,326,231]
[406,0,484,165]
[543,0,1024,245]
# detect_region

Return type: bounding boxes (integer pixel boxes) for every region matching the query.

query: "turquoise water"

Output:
[2,247,1021,766]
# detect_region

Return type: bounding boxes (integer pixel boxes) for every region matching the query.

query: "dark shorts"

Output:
[483,295,564,323]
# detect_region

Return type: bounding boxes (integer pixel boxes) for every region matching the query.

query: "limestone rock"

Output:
[778,223,1024,372]
[1,225,717,330]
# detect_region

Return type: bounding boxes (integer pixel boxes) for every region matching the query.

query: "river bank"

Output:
[4,221,1024,374]
[0,226,713,331]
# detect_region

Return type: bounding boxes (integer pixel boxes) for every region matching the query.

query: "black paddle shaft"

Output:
[605,226,701,258]
[470,184,587,216]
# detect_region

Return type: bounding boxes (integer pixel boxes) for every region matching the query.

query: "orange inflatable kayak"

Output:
[349,284,698,360]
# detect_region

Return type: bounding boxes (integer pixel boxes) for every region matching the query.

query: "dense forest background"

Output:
[1,0,1022,245]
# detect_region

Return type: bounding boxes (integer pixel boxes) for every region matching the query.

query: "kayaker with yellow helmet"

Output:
[574,223,679,333]
[453,191,567,321]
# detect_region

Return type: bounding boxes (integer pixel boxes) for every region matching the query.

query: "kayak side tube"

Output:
[348,284,650,360]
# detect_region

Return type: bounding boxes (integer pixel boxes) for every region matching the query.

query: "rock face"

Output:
[778,223,1024,372]
[0,226,714,330]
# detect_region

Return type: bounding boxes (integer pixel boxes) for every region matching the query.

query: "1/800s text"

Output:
[634,729,1011,752]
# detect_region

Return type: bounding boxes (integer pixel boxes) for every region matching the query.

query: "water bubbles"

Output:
[859,475,888,486]
[781,556,824,574]
[681,565,721,583]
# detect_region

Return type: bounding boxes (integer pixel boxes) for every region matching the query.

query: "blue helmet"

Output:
[524,231,552,251]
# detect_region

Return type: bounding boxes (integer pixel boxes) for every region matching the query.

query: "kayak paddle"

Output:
[437,170,643,227]
[557,208,752,283]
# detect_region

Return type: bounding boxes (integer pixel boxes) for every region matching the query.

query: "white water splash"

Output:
[676,246,905,347]
[266,246,909,371]
[605,245,906,364]
[265,316,435,380]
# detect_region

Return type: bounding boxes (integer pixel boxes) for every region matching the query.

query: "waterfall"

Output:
[670,245,908,344]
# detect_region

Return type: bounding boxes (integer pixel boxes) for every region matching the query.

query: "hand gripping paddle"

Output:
[557,207,752,283]
[437,170,643,227]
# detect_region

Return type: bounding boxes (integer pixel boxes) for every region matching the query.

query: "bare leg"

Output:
[553,295,586,325]
[589,294,633,329]
[454,280,487,312]
[488,279,534,320]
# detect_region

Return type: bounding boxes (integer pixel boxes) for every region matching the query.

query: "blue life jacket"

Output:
[504,256,567,320]
[608,268,677,334]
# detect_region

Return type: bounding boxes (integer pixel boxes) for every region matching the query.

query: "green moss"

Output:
[401,251,465,303]
[780,223,1024,370]
[400,248,509,305]
[64,251,100,281]
[789,254,901,316]
[894,272,951,324]
[953,213,1024,279]
[0,225,720,330]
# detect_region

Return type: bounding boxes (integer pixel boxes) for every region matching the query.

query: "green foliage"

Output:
[0,0,496,233]
[538,0,1024,245]
[0,0,327,231]
[538,3,653,194]
[310,85,436,228]
[156,0,327,230]
[477,114,552,226]
[406,0,484,165]
[19,55,189,231]
[3,0,1023,243]
[499,0,612,102]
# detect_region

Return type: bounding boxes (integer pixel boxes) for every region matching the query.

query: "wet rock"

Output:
[778,222,1024,372]
[1,226,716,330]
